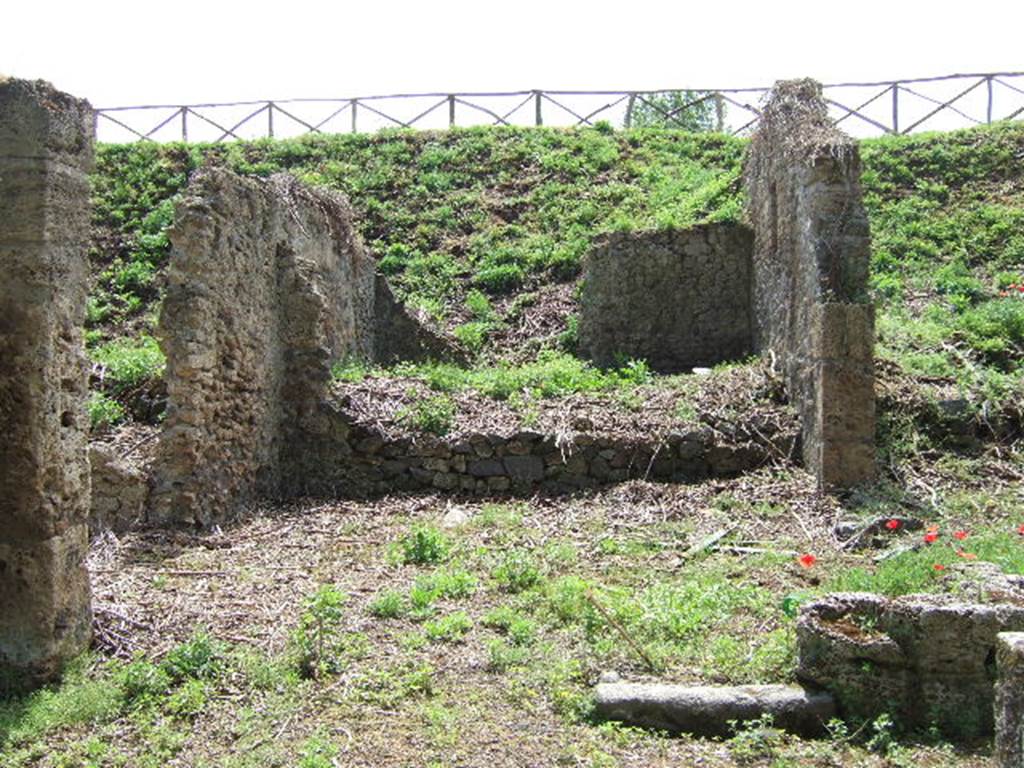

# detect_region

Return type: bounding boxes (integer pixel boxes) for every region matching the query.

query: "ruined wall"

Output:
[578,224,754,372]
[150,169,453,526]
[798,588,1024,739]
[745,79,876,488]
[0,79,94,690]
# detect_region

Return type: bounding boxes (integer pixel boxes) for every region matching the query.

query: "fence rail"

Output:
[94,72,1024,143]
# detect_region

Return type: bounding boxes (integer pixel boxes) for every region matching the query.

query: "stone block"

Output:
[996,632,1024,768]
[595,680,834,737]
[503,455,544,482]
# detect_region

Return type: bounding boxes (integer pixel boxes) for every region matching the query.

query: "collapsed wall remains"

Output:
[0,79,94,690]
[745,79,876,488]
[578,224,755,372]
[149,169,454,527]
[797,584,1024,739]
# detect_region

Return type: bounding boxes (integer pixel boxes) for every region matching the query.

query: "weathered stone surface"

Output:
[0,78,93,691]
[745,79,876,489]
[150,169,456,525]
[89,445,149,534]
[797,589,1024,738]
[995,632,1024,768]
[503,455,544,482]
[579,224,754,373]
[595,681,835,737]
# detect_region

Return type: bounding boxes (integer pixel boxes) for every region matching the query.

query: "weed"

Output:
[161,631,224,683]
[398,524,452,565]
[87,391,126,430]
[296,729,340,768]
[423,611,473,643]
[368,589,407,619]
[290,585,348,679]
[492,549,544,593]
[414,566,478,600]
[398,393,456,436]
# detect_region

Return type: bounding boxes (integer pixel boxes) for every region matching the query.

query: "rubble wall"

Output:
[150,169,453,526]
[745,79,876,488]
[0,78,94,690]
[797,589,1024,739]
[578,224,755,372]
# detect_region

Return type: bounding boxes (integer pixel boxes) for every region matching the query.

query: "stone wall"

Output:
[745,79,876,489]
[797,587,1024,739]
[0,79,94,690]
[578,224,754,373]
[149,169,455,527]
[280,392,791,498]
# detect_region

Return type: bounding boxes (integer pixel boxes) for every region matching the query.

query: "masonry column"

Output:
[0,78,94,691]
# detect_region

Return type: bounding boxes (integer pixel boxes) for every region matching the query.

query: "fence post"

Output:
[624,93,635,129]
[181,107,188,142]
[267,102,274,138]
[891,84,899,134]
[534,90,543,126]
[448,94,456,127]
[351,99,358,134]
[987,76,994,124]
[715,92,725,133]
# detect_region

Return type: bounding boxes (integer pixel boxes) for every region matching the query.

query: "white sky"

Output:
[3,0,1023,139]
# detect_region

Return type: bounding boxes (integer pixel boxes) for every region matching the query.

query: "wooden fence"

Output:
[95,72,1024,143]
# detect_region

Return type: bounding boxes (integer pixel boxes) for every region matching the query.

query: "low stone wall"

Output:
[745,79,876,489]
[150,169,456,527]
[797,587,1024,739]
[0,79,94,690]
[579,224,754,373]
[283,405,789,499]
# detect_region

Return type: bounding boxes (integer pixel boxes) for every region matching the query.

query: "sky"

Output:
[3,0,1022,139]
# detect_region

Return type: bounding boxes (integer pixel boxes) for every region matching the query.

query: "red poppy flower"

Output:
[885,519,901,531]
[797,554,817,568]
[933,564,946,571]
[1018,524,1024,536]
[957,550,977,560]
[953,530,968,541]
[923,532,939,544]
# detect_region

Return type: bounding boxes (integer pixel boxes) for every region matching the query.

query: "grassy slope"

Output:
[86,124,1024,419]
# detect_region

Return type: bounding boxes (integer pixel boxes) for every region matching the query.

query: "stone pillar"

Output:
[0,78,94,692]
[996,632,1024,768]
[745,79,876,489]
